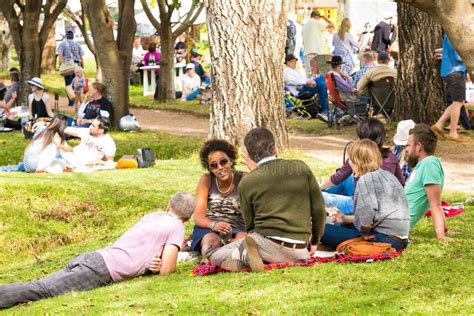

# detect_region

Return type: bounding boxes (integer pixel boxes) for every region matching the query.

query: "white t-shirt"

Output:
[181,73,201,99]
[283,66,308,95]
[73,128,116,165]
[302,19,328,55]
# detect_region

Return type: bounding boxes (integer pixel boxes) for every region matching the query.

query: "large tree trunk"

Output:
[83,0,136,127]
[0,17,10,72]
[394,4,445,123]
[205,0,289,150]
[158,16,176,102]
[397,0,474,76]
[0,0,66,107]
[41,24,56,74]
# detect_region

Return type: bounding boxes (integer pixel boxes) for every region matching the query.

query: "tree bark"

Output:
[0,0,67,106]
[394,3,445,123]
[83,0,136,127]
[141,0,204,102]
[41,25,56,74]
[204,0,289,150]
[397,0,474,76]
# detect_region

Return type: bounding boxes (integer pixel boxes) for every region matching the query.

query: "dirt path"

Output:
[130,108,474,194]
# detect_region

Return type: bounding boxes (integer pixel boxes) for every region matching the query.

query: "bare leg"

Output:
[200,232,222,257]
[448,101,463,137]
[230,231,247,243]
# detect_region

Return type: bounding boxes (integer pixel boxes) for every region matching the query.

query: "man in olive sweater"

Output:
[209,127,326,272]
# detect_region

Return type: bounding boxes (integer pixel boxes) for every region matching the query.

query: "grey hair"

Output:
[169,192,195,221]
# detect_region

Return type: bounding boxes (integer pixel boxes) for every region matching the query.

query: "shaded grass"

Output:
[0,131,473,314]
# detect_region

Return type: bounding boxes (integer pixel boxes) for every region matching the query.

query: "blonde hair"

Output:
[338,18,352,41]
[74,66,83,75]
[348,139,382,177]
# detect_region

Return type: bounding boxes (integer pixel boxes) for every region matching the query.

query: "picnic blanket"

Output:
[192,251,403,276]
[425,201,465,218]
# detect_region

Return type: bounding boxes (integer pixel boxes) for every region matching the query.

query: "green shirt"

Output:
[238,159,326,245]
[405,156,444,229]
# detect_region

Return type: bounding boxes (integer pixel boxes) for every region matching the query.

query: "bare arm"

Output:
[45,97,55,117]
[159,244,180,275]
[319,179,335,190]
[58,53,64,65]
[425,184,450,240]
[321,16,334,29]
[64,126,81,137]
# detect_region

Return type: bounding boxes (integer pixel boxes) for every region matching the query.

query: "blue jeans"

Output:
[320,224,408,251]
[299,75,329,112]
[323,174,355,196]
[186,88,202,101]
[322,192,354,215]
[0,163,25,172]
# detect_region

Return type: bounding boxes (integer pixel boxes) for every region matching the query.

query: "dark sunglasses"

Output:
[209,158,229,170]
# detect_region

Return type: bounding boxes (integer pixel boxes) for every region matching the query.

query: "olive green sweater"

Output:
[238,159,326,245]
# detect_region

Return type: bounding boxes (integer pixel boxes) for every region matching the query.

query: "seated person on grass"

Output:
[320,139,409,251]
[320,118,404,214]
[76,82,113,128]
[62,116,116,168]
[284,53,329,114]
[403,124,450,241]
[209,127,326,272]
[23,114,71,173]
[190,139,247,258]
[0,192,195,309]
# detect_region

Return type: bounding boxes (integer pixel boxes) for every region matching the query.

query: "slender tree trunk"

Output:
[41,24,56,74]
[205,0,289,149]
[158,20,176,102]
[83,0,136,127]
[394,3,445,123]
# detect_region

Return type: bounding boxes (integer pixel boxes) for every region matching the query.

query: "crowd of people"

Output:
[0,120,453,308]
[0,12,469,310]
[284,11,471,139]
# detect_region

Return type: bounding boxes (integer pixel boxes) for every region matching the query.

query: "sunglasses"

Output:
[209,158,229,170]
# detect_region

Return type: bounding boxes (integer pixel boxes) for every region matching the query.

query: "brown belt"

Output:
[267,237,308,249]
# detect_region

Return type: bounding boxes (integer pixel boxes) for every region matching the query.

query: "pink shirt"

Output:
[98,211,184,282]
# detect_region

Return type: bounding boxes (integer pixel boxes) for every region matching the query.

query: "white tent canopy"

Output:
[345,0,397,34]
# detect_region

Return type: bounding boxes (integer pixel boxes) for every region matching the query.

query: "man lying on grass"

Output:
[0,192,195,309]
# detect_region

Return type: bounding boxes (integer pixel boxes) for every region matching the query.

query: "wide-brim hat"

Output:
[393,119,416,146]
[27,77,44,90]
[185,63,195,70]
[326,55,345,66]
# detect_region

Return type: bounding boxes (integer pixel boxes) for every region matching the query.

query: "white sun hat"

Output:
[393,119,416,146]
[26,77,44,90]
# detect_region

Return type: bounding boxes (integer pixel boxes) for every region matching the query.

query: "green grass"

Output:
[0,130,473,314]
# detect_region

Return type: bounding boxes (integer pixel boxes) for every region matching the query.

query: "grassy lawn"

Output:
[0,130,472,314]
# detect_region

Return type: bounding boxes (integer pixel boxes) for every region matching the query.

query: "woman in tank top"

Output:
[27,77,53,119]
[190,139,247,257]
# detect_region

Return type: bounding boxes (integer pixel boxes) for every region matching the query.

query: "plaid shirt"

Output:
[353,64,376,86]
[57,39,84,63]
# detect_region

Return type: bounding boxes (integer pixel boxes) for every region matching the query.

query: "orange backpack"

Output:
[336,236,397,256]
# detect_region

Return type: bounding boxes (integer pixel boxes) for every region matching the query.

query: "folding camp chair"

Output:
[369,76,395,122]
[325,73,369,129]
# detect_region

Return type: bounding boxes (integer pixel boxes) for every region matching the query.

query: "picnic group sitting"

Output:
[0,120,452,308]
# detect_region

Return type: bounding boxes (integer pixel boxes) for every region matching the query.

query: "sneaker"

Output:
[317,112,329,122]
[220,259,245,271]
[241,236,264,272]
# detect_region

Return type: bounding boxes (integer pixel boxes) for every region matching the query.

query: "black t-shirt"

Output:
[83,97,113,120]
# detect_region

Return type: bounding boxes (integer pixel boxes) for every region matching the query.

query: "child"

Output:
[71,66,85,114]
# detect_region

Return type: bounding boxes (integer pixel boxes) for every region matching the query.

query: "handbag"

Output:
[336,236,397,256]
[65,84,75,99]
[136,148,156,168]
[60,60,77,76]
